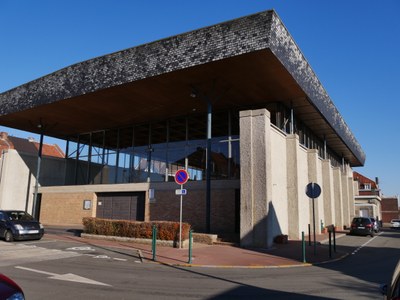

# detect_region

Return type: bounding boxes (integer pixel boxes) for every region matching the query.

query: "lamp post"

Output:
[32,124,44,220]
[191,87,212,233]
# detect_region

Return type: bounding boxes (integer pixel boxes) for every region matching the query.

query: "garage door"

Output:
[96,192,145,221]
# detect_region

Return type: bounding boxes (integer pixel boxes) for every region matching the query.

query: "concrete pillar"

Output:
[239,109,273,248]
[348,169,356,221]
[341,172,350,228]
[286,134,301,239]
[322,159,335,226]
[307,149,321,234]
[333,167,344,229]
[341,164,354,228]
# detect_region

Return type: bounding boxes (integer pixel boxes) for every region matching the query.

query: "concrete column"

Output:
[348,170,356,221]
[341,173,350,228]
[307,149,321,234]
[239,109,273,248]
[286,134,301,239]
[322,159,335,226]
[333,167,344,229]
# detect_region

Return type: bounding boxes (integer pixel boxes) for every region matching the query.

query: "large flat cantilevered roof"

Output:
[0,10,365,166]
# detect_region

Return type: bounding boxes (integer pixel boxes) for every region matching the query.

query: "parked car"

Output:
[350,217,375,237]
[391,219,400,229]
[370,217,380,233]
[0,273,25,299]
[380,259,400,299]
[0,210,44,242]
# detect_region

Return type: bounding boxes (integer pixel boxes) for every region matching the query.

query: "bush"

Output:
[82,217,191,241]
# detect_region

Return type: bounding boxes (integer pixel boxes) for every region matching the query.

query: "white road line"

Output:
[15,266,111,286]
[66,246,95,251]
[351,232,382,255]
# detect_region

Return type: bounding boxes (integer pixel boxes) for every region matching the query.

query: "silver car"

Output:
[391,219,400,229]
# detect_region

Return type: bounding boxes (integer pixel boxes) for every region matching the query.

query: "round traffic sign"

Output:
[175,169,189,185]
[305,182,321,198]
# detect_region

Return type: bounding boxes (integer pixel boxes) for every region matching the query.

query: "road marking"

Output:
[0,244,81,267]
[15,266,111,286]
[93,255,111,259]
[113,258,127,261]
[351,232,383,255]
[66,246,95,251]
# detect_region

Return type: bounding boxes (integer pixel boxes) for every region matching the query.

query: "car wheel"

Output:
[370,231,374,237]
[4,230,14,242]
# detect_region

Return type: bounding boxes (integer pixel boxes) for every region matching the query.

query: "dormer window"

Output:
[361,183,371,190]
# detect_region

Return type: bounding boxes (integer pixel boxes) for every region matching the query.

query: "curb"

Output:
[148,260,314,269]
[147,252,350,269]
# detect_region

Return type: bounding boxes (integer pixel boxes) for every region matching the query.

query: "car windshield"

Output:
[352,218,371,224]
[5,211,34,221]
[392,219,400,222]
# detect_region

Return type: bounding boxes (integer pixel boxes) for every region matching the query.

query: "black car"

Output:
[0,210,44,242]
[0,273,24,300]
[350,217,374,237]
[380,259,400,299]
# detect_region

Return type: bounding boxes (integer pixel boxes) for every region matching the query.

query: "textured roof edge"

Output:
[0,10,275,114]
[0,9,365,165]
[268,12,365,166]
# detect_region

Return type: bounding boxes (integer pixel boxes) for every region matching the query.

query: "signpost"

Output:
[175,169,189,249]
[305,182,321,255]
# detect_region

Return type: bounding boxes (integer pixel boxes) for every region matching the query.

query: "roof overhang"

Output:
[0,10,365,166]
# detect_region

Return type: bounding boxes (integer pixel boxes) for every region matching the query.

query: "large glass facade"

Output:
[65,111,240,185]
[63,104,342,186]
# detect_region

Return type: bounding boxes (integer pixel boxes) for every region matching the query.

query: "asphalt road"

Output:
[1,229,399,299]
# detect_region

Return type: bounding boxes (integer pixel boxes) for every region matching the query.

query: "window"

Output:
[361,183,371,190]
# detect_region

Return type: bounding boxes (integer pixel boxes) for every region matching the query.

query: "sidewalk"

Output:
[44,227,350,268]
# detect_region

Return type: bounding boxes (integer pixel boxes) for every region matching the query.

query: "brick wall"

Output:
[381,197,400,222]
[149,181,238,235]
[40,192,96,226]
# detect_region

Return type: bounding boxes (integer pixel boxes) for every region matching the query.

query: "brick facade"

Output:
[381,197,400,222]
[40,192,96,225]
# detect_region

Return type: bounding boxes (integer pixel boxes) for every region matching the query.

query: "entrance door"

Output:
[96,192,145,221]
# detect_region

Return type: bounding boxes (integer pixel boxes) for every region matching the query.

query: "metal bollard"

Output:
[302,231,306,263]
[188,230,193,264]
[328,230,332,259]
[152,225,157,261]
[333,225,336,253]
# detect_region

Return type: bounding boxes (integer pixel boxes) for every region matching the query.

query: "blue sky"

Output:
[0,1,399,196]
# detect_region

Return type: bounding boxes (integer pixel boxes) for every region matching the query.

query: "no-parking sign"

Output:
[175,169,189,185]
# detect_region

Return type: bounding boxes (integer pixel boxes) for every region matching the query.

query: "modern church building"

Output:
[0,10,365,248]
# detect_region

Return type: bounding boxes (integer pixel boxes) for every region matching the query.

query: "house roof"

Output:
[353,171,378,190]
[0,10,365,166]
[0,132,64,158]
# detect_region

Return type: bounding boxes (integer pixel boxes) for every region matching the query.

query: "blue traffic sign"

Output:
[305,182,321,198]
[175,169,189,185]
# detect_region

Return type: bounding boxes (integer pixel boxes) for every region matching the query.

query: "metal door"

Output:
[96,192,145,221]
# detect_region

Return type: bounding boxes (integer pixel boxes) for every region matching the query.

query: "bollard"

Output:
[328,230,332,259]
[308,224,311,246]
[302,231,306,263]
[333,225,336,253]
[152,225,157,261]
[188,230,193,264]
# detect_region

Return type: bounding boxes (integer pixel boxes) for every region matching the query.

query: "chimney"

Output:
[375,177,379,185]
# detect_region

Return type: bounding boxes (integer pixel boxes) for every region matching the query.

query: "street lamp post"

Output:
[32,125,44,220]
[191,87,212,233]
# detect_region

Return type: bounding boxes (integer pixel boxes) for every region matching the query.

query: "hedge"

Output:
[82,217,191,241]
